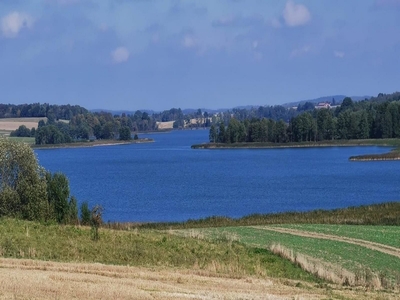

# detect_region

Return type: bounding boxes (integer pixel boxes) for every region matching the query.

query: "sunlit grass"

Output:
[271,224,400,248]
[0,218,318,282]
[7,137,35,144]
[177,226,400,288]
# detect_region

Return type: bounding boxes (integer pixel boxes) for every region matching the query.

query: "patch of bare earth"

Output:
[255,226,400,259]
[0,117,47,131]
[156,121,174,130]
[0,258,390,300]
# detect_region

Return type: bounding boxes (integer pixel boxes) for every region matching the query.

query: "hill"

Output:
[282,95,370,108]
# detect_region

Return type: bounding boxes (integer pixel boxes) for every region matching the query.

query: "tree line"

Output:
[0,103,87,120]
[0,139,98,225]
[11,110,152,145]
[209,96,400,144]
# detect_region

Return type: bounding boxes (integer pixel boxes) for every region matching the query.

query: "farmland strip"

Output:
[254,226,400,259]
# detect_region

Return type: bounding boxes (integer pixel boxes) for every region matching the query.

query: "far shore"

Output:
[31,138,154,150]
[191,139,400,161]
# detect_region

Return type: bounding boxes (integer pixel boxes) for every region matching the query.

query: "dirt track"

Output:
[255,226,400,259]
[0,258,393,300]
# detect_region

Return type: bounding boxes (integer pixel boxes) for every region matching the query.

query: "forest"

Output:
[5,91,400,145]
[209,93,400,144]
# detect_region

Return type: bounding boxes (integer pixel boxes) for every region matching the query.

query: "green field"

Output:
[269,224,400,248]
[176,226,400,288]
[6,137,35,144]
[0,218,317,282]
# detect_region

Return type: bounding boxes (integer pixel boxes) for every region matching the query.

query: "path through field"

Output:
[255,226,400,259]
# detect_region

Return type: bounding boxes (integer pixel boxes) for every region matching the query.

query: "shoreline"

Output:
[191,139,400,161]
[32,138,154,150]
[104,201,400,229]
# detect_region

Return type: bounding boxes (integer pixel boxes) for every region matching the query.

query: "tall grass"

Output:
[269,243,385,289]
[191,226,400,290]
[106,202,400,231]
[0,218,318,282]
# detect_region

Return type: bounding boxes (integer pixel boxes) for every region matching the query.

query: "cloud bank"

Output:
[283,1,311,27]
[1,12,34,38]
[111,47,130,64]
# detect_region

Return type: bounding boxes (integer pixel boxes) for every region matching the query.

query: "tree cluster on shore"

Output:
[11,111,154,145]
[209,95,400,144]
[0,139,98,226]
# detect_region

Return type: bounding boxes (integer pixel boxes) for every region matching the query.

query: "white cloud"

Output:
[283,1,311,27]
[290,45,311,58]
[182,35,198,48]
[111,47,130,63]
[1,12,34,38]
[334,51,345,58]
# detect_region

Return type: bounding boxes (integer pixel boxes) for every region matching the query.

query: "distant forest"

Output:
[4,91,400,145]
[209,92,400,144]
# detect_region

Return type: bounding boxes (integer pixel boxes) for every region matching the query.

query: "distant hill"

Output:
[182,105,259,114]
[282,95,371,108]
[91,95,377,116]
[90,109,156,115]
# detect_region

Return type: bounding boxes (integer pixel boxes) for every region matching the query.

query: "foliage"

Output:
[119,126,131,140]
[35,124,72,145]
[34,110,159,145]
[209,94,400,145]
[0,103,87,119]
[80,201,91,226]
[9,125,34,137]
[90,205,103,240]
[68,196,79,225]
[46,172,72,224]
[0,139,48,221]
[0,139,79,224]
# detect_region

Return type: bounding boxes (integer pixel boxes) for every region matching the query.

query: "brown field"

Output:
[0,258,397,300]
[156,121,175,130]
[0,117,47,132]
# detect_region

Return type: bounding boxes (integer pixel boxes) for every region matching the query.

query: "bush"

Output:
[0,139,48,221]
[80,201,91,226]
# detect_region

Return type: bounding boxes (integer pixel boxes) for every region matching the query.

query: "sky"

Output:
[0,0,399,111]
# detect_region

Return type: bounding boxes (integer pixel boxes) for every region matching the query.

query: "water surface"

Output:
[36,130,400,222]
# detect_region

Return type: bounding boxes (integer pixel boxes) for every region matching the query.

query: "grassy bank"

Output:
[109,202,400,231]
[0,218,317,282]
[176,226,400,289]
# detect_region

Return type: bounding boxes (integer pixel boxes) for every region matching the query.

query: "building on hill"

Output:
[315,102,331,109]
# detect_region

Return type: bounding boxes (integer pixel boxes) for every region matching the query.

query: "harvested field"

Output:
[156,121,174,130]
[0,258,396,300]
[0,117,47,132]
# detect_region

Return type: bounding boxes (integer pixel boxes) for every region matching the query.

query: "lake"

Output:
[35,130,400,223]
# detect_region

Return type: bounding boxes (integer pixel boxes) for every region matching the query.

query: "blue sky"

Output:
[0,0,399,111]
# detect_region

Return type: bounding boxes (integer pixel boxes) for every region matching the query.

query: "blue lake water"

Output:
[35,130,400,223]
